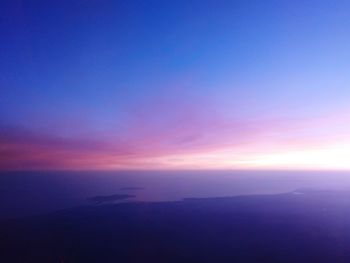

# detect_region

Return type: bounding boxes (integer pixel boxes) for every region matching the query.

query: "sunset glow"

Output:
[2,0,350,171]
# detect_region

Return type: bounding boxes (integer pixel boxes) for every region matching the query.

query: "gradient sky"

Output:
[1,0,350,170]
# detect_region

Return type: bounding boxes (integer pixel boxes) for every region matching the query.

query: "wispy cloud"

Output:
[2,95,350,170]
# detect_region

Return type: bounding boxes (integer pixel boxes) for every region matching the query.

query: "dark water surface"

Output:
[2,189,350,262]
[2,170,350,219]
[2,171,350,262]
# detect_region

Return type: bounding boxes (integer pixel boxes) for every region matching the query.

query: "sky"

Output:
[1,0,350,171]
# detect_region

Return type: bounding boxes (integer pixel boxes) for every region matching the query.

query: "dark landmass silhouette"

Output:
[120,187,144,191]
[2,189,350,262]
[87,194,135,204]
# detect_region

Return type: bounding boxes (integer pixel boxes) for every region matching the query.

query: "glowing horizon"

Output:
[2,0,350,171]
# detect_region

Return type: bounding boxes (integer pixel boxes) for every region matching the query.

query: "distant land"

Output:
[120,187,145,191]
[87,194,135,204]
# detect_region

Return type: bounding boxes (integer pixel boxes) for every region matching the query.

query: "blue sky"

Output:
[1,0,350,170]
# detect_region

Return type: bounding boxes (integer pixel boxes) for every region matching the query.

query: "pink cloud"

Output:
[4,93,346,170]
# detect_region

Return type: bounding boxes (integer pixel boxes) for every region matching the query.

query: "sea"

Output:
[1,170,350,219]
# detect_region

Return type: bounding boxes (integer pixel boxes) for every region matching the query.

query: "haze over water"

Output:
[2,170,350,219]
